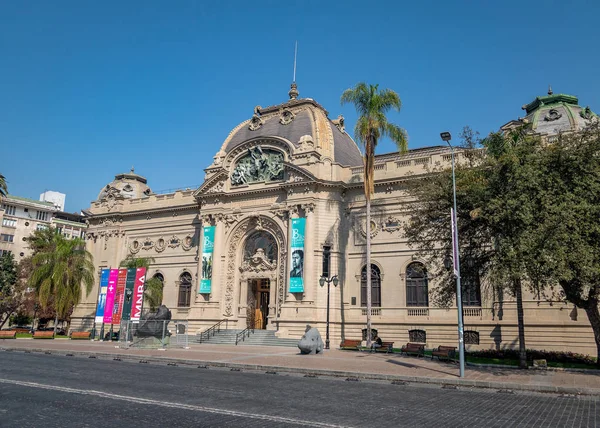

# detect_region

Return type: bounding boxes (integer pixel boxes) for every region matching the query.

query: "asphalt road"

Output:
[0,350,598,427]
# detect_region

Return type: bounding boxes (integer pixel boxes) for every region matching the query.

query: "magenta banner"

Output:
[131,267,147,322]
[103,269,119,324]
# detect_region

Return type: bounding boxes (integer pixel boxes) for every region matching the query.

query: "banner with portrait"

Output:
[289,217,306,293]
[95,269,110,323]
[199,226,215,294]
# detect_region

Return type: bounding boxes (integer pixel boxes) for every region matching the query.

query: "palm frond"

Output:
[0,174,7,198]
[385,122,409,152]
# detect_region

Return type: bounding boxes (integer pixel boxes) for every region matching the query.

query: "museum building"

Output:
[71,84,599,354]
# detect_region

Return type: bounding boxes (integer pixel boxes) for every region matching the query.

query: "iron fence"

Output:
[118,319,189,349]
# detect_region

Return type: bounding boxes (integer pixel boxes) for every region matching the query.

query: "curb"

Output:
[2,345,598,396]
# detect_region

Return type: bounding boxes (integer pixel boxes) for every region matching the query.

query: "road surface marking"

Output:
[0,377,352,427]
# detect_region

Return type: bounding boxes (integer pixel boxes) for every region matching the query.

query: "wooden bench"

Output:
[371,341,394,353]
[431,345,456,361]
[0,331,17,339]
[71,331,91,340]
[400,342,425,357]
[33,331,55,339]
[339,339,362,350]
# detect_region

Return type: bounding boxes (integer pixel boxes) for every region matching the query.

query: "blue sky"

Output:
[1,1,599,212]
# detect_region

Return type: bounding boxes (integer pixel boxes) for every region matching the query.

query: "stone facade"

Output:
[71,86,598,355]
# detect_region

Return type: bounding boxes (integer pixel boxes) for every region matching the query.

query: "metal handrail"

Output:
[235,326,254,345]
[197,319,228,343]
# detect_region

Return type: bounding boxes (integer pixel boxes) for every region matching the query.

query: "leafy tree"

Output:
[29,233,95,335]
[25,227,59,254]
[341,82,408,344]
[120,255,163,311]
[404,126,540,368]
[0,252,21,328]
[527,125,600,365]
[405,124,600,366]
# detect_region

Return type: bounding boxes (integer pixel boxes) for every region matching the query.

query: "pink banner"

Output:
[130,267,147,322]
[103,269,119,324]
[112,269,128,324]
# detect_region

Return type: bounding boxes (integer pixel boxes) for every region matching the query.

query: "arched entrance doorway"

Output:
[224,215,287,328]
[241,231,278,329]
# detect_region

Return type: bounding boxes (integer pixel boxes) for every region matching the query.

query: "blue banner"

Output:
[95,269,110,322]
[199,226,215,294]
[289,217,306,293]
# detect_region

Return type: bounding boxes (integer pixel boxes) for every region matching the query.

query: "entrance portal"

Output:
[251,279,270,329]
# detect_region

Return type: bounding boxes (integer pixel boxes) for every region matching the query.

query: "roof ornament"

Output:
[130,166,135,173]
[332,115,345,133]
[289,82,299,100]
[548,85,553,95]
[248,106,264,131]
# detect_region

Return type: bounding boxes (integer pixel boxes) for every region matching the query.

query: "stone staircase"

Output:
[194,329,298,347]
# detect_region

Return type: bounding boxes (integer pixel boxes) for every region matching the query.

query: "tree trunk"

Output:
[53,312,59,336]
[366,197,372,347]
[583,304,600,367]
[514,278,527,369]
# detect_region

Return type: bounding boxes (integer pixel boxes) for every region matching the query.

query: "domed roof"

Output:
[218,83,363,167]
[519,87,598,134]
[97,168,152,201]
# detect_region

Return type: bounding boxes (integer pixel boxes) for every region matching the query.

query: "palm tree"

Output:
[341,83,408,345]
[120,255,163,311]
[29,233,95,335]
[0,173,8,200]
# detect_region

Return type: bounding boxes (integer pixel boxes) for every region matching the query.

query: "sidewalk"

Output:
[1,339,599,396]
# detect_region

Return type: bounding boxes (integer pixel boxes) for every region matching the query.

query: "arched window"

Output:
[406,262,428,307]
[153,273,164,284]
[178,272,192,307]
[243,231,278,262]
[361,264,381,307]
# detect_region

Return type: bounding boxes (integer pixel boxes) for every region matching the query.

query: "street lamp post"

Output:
[31,303,40,335]
[319,274,339,350]
[441,131,465,378]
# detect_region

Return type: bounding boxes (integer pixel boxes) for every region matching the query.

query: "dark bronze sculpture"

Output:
[136,305,172,338]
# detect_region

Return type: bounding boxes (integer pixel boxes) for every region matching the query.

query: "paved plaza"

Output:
[1,339,599,395]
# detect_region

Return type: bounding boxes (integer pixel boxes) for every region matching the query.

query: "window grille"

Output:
[408,329,426,343]
[464,330,480,345]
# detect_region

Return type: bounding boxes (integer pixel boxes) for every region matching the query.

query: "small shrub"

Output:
[467,349,597,366]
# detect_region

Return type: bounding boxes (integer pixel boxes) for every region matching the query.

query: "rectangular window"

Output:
[462,274,482,306]
[2,205,16,216]
[178,284,191,307]
[2,218,17,228]
[406,279,428,306]
[0,249,12,256]
[322,246,331,278]
[0,234,14,243]
[36,211,48,221]
[36,224,48,231]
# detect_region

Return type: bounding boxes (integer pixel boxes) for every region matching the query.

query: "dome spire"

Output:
[548,85,553,95]
[289,41,299,100]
